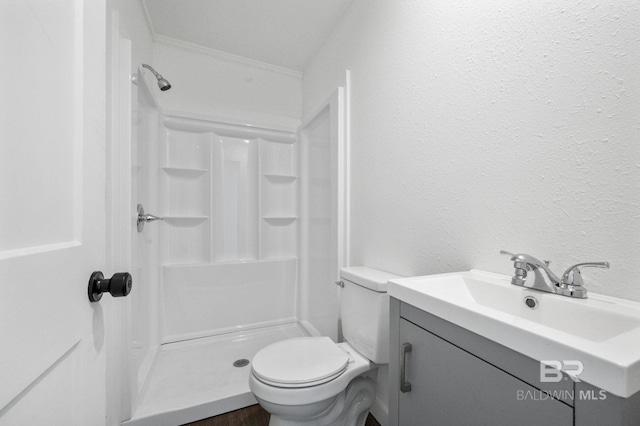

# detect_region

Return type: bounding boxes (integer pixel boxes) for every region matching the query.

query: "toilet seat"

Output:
[251,337,349,388]
[250,341,374,407]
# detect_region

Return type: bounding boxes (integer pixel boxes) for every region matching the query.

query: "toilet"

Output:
[249,266,400,426]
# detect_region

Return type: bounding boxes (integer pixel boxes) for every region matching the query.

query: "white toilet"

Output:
[249,266,400,426]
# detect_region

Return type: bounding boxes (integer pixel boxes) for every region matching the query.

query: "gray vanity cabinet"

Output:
[389,298,640,426]
[397,317,572,426]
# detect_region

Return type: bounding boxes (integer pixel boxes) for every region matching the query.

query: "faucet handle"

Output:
[499,250,531,269]
[561,262,610,286]
[558,262,610,298]
[500,250,529,286]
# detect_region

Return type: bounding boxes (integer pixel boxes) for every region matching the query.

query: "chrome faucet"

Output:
[500,250,610,299]
[500,251,561,294]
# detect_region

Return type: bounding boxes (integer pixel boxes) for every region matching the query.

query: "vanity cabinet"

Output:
[389,298,640,426]
[397,318,571,425]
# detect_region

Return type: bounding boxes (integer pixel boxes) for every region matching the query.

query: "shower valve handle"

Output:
[88,271,133,302]
[137,204,163,232]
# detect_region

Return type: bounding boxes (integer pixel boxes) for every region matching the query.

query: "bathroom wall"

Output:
[303,0,640,302]
[107,0,154,69]
[151,40,303,129]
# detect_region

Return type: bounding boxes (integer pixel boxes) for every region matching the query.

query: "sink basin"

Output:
[388,269,640,398]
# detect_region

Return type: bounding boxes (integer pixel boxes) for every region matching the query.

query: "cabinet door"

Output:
[399,319,572,426]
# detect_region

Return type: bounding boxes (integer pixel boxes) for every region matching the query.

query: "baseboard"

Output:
[370,397,388,426]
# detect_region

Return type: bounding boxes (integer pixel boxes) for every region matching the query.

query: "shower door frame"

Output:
[108,15,168,424]
[297,81,351,340]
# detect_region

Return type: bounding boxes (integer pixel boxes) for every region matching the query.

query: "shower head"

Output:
[142,64,171,91]
[156,77,171,91]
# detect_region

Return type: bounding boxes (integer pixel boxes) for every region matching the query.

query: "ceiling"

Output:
[142,0,356,72]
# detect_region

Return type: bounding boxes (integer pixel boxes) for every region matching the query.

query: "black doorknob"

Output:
[88,271,133,302]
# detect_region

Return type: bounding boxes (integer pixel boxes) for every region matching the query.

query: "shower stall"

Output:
[121,67,347,425]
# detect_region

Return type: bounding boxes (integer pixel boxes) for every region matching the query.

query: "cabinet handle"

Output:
[400,342,412,393]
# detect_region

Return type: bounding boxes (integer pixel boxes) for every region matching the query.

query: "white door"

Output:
[1,1,109,424]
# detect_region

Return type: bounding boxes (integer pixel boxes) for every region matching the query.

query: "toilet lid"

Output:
[252,337,349,388]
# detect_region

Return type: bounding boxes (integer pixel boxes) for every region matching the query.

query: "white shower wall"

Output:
[143,37,308,344]
[162,260,297,341]
[157,114,299,343]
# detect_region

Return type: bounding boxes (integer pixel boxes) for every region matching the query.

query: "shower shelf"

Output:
[162,216,208,227]
[161,167,208,178]
[262,216,297,221]
[162,261,212,268]
[262,173,297,180]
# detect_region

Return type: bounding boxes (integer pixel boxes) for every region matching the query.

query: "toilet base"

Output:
[259,376,376,426]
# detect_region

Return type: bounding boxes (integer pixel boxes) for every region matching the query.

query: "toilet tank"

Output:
[339,266,401,364]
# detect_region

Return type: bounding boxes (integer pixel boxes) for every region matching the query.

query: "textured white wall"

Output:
[107,0,154,67]
[304,0,640,301]
[152,42,302,128]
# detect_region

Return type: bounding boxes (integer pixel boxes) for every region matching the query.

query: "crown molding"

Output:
[152,34,303,80]
[141,0,302,78]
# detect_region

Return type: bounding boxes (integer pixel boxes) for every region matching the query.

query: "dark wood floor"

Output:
[183,404,382,426]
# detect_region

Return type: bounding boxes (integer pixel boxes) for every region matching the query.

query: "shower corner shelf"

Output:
[162,166,209,178]
[262,173,297,180]
[162,261,211,269]
[162,216,209,227]
[262,216,297,221]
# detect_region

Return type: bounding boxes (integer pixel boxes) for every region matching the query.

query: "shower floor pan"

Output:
[123,322,308,426]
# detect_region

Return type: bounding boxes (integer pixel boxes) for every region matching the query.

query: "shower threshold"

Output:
[123,322,308,426]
